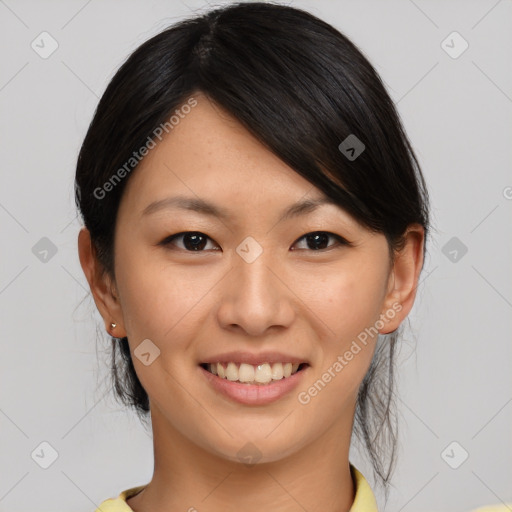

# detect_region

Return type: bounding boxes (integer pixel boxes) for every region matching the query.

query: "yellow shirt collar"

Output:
[350,464,379,511]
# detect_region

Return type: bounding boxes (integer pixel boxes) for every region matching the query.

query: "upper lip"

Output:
[200,351,309,366]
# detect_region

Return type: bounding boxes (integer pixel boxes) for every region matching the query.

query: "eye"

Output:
[291,231,351,251]
[160,231,220,252]
[160,231,351,252]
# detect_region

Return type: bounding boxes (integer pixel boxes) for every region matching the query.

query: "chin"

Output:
[202,431,303,466]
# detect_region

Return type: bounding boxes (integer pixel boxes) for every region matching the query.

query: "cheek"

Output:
[296,269,384,414]
[301,257,388,402]
[113,252,213,400]
[307,261,386,343]
[115,248,223,354]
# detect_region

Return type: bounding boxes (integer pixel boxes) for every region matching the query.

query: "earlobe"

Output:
[378,224,425,335]
[77,227,127,338]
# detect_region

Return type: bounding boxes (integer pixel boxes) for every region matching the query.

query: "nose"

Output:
[216,244,295,337]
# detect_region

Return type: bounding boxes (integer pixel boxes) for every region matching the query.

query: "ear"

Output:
[77,227,127,338]
[379,224,425,334]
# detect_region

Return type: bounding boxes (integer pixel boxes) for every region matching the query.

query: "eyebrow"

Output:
[141,194,342,224]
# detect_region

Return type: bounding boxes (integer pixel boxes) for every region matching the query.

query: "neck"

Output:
[127,404,356,512]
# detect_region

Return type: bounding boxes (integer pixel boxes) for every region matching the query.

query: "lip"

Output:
[199,364,309,405]
[199,350,309,366]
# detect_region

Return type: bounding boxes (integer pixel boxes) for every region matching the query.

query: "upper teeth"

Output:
[208,362,301,384]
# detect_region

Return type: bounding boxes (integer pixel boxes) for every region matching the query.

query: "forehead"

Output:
[120,95,330,214]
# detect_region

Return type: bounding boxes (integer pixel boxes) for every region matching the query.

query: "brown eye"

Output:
[160,232,219,251]
[291,231,350,251]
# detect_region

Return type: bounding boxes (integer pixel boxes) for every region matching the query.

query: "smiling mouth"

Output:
[200,362,309,385]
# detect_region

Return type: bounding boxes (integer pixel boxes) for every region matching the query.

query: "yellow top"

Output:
[93,464,511,512]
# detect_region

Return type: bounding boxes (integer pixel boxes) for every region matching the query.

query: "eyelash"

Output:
[159,231,352,253]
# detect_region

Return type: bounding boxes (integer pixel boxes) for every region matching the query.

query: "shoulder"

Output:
[348,464,512,512]
[94,485,147,512]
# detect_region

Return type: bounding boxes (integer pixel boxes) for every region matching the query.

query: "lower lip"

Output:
[199,365,308,405]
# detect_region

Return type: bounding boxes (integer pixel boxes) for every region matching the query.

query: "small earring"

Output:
[111,322,117,329]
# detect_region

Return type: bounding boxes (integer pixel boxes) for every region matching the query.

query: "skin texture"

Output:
[78,93,424,512]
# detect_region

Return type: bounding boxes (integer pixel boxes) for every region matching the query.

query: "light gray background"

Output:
[1,1,511,511]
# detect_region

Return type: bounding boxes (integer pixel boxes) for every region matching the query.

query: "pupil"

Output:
[308,233,328,250]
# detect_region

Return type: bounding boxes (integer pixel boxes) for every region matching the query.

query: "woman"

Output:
[75,2,507,511]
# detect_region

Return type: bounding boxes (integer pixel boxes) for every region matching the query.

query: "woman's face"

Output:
[98,93,418,464]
